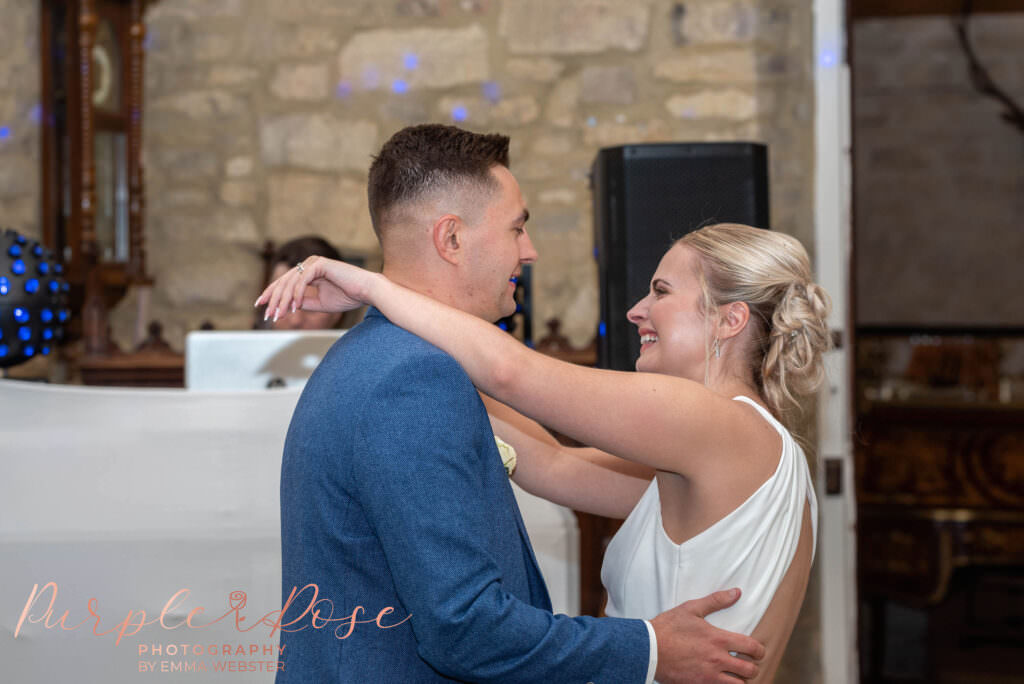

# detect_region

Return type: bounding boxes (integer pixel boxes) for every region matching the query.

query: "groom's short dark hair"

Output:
[367,124,510,240]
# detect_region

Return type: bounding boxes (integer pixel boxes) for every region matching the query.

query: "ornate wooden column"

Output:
[76,0,109,356]
[127,0,146,283]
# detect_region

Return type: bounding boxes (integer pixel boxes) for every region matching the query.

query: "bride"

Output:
[259,222,832,682]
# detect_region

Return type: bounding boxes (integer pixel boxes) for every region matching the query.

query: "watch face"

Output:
[91,19,121,112]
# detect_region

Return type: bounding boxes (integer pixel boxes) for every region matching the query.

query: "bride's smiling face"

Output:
[626,244,712,380]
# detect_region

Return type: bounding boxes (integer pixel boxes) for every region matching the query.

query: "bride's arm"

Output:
[482,394,652,519]
[259,257,732,478]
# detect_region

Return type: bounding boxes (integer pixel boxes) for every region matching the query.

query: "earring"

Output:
[712,338,720,358]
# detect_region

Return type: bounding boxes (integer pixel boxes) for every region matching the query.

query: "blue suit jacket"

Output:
[277,308,649,682]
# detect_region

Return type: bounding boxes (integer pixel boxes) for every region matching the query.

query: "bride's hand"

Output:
[254,256,379,323]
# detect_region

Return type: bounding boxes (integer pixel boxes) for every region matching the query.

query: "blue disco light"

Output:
[452,105,468,122]
[599,321,607,337]
[1,228,70,368]
[482,81,501,102]
[403,53,419,70]
[391,79,409,94]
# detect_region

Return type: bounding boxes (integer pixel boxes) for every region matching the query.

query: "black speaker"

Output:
[592,142,769,371]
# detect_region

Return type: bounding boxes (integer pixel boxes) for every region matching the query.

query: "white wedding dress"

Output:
[601,396,818,636]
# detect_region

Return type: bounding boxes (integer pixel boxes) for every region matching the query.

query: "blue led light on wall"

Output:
[48,279,59,293]
[0,277,8,295]
[14,307,29,323]
[42,328,53,340]
[11,259,25,275]
[41,346,50,356]
[37,262,49,275]
[32,244,43,257]
[18,326,32,341]
[23,345,34,357]
[0,345,7,358]
[41,308,53,323]
[8,244,21,257]
[25,278,39,294]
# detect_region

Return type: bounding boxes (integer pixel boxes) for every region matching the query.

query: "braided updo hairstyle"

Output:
[678,223,833,431]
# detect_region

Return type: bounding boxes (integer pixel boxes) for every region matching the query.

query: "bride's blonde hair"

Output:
[677,223,832,431]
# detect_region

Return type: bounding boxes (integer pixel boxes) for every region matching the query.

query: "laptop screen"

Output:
[184,329,346,391]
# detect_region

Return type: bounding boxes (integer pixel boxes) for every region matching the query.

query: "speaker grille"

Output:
[592,143,769,371]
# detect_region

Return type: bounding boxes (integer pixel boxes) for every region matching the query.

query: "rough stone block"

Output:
[676,0,790,45]
[499,0,648,54]
[544,77,581,127]
[207,65,262,87]
[270,62,330,101]
[506,58,565,82]
[149,90,248,120]
[436,96,490,125]
[654,48,757,83]
[220,181,258,208]
[537,188,577,205]
[225,156,254,178]
[582,119,672,147]
[581,66,636,105]
[159,244,260,308]
[147,0,244,20]
[339,25,489,91]
[666,89,757,120]
[491,96,540,127]
[260,115,378,172]
[529,135,574,157]
[267,173,377,251]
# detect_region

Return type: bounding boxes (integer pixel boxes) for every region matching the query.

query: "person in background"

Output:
[262,236,351,330]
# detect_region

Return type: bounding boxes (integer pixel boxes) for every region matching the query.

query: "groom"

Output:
[276,124,763,682]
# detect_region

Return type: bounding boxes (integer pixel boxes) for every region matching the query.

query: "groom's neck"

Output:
[382,262,476,318]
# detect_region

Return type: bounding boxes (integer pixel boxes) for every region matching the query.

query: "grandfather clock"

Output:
[40,0,150,356]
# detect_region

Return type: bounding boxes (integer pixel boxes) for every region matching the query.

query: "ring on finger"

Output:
[296,262,305,274]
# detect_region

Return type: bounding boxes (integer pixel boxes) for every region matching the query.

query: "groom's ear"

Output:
[432,214,463,265]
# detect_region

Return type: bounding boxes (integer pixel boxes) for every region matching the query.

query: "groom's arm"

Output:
[353,352,650,683]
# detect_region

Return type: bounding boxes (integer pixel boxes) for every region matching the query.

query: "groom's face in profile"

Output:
[456,165,537,322]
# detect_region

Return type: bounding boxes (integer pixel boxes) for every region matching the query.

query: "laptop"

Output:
[184,329,346,390]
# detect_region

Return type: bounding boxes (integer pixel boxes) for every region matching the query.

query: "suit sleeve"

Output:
[352,352,650,683]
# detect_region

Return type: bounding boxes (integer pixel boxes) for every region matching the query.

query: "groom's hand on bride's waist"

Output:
[651,588,764,683]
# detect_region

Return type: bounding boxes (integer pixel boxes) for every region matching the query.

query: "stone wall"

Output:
[0,0,40,239]
[121,0,818,350]
[854,15,1024,326]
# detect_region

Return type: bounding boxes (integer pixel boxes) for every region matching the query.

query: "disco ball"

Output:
[0,228,71,368]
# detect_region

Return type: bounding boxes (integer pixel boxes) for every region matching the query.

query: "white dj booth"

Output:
[0,331,579,683]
